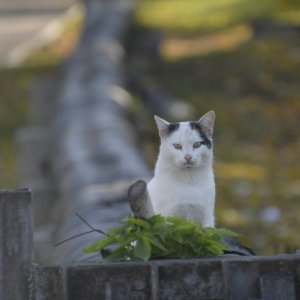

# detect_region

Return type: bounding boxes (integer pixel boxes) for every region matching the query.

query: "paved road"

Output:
[0,0,75,66]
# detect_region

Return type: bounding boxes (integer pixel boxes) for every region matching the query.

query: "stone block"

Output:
[157,258,223,300]
[33,264,65,300]
[260,273,296,300]
[67,262,152,300]
[222,257,260,300]
[0,189,33,300]
[257,255,300,300]
[222,255,300,300]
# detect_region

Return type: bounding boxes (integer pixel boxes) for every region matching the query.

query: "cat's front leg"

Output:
[201,212,215,228]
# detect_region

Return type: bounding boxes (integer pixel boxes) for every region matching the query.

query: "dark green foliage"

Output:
[83,215,239,262]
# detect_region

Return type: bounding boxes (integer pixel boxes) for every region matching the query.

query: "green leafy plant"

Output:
[83,215,239,262]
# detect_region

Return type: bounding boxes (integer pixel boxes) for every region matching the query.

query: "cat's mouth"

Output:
[183,161,195,168]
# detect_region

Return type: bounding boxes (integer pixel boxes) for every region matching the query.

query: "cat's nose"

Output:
[184,154,192,162]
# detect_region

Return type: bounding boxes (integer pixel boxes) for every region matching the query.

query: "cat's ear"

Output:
[198,111,215,138]
[154,115,170,138]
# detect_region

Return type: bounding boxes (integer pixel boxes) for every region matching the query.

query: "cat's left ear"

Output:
[154,115,170,138]
[198,111,215,138]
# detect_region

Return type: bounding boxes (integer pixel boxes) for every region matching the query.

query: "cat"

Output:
[147,111,216,227]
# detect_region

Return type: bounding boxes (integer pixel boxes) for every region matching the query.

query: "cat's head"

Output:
[154,111,215,169]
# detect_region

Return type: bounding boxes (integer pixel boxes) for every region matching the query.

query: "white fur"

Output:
[147,112,216,227]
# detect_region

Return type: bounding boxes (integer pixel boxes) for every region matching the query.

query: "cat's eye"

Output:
[173,143,182,150]
[193,142,202,149]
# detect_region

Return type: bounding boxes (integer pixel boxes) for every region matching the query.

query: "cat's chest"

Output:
[147,174,214,212]
[158,180,202,199]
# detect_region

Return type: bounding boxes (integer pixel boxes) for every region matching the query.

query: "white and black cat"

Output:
[147,111,215,227]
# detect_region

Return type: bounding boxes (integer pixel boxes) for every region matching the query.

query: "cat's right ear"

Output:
[154,115,170,138]
[198,111,215,138]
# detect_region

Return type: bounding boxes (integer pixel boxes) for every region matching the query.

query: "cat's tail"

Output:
[221,237,256,256]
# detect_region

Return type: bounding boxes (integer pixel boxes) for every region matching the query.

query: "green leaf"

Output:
[173,224,194,234]
[171,232,185,243]
[83,214,241,261]
[108,227,123,237]
[148,214,165,224]
[119,235,136,247]
[83,236,118,253]
[166,215,198,227]
[104,247,130,262]
[144,235,167,251]
[126,216,150,229]
[204,227,239,239]
[218,228,240,238]
[134,238,151,261]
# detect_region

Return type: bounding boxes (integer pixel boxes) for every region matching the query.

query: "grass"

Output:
[134,0,300,254]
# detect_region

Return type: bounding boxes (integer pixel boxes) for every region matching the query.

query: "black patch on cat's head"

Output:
[190,122,212,149]
[168,123,180,135]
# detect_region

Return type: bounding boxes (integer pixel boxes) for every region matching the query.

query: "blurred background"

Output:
[1,0,300,255]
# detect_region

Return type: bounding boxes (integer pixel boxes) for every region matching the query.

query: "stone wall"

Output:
[38,254,300,300]
[1,190,299,300]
